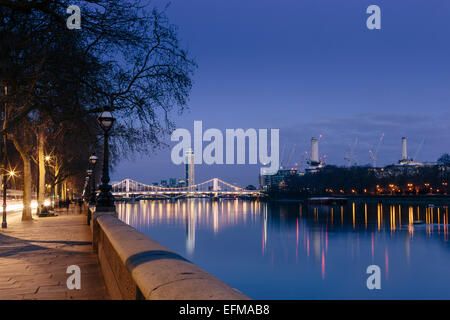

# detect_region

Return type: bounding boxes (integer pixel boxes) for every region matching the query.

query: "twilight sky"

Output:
[112,0,450,186]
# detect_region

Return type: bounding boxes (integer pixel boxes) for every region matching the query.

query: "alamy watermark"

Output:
[366,265,381,290]
[171,121,280,175]
[66,5,81,30]
[65,4,379,31]
[366,5,381,30]
[66,265,81,290]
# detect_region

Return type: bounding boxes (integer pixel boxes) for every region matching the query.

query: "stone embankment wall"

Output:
[90,210,249,300]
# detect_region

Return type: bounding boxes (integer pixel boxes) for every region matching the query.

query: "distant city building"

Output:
[260,169,303,190]
[160,180,167,187]
[373,163,437,178]
[169,178,177,187]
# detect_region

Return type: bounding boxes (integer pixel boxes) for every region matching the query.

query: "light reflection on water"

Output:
[117,199,450,299]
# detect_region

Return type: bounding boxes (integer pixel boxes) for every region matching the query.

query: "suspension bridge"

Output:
[111,178,265,200]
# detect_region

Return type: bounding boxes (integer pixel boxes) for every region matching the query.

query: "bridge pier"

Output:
[211,192,219,202]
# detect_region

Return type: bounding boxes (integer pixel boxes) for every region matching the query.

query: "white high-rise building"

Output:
[184,148,195,188]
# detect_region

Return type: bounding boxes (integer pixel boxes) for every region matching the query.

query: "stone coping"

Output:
[96,215,249,300]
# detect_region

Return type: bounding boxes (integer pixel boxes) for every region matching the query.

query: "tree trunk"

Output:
[54,163,61,206]
[38,129,45,213]
[11,137,33,220]
[22,158,32,220]
[53,183,57,207]
[62,180,67,201]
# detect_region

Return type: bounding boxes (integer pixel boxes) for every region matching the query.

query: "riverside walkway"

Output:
[0,206,108,300]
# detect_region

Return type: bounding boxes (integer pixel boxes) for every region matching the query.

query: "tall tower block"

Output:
[184,148,195,188]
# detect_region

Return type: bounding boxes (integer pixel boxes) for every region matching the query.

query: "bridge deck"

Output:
[111,178,265,196]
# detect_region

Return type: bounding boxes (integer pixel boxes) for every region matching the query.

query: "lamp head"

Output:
[89,154,98,165]
[97,108,115,132]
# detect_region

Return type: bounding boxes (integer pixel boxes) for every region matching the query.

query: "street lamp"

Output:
[86,169,92,201]
[1,85,7,229]
[95,108,116,212]
[1,169,7,229]
[89,154,98,205]
[1,169,14,228]
[83,175,90,201]
[44,155,59,208]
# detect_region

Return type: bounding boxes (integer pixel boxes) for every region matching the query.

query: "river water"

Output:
[116,199,450,299]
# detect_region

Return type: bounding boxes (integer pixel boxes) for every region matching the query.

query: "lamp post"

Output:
[95,108,116,212]
[83,176,90,201]
[86,169,92,202]
[1,85,7,228]
[44,155,58,208]
[1,170,15,228]
[89,154,98,205]
[85,169,93,225]
[1,147,7,230]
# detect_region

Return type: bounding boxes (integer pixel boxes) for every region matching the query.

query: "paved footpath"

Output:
[0,206,109,300]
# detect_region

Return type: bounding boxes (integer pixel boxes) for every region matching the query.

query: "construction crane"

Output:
[413,138,425,162]
[321,154,328,165]
[369,133,384,167]
[286,144,297,169]
[279,144,287,169]
[345,137,359,167]
[299,151,308,171]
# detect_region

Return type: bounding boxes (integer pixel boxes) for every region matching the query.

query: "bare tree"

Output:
[0,1,196,219]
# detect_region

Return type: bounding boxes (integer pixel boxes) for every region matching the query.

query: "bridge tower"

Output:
[212,178,219,201]
[125,179,130,198]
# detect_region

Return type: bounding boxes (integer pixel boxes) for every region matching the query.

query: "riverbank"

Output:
[0,206,108,300]
[266,195,450,205]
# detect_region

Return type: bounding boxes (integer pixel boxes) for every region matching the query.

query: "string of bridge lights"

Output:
[111,178,245,192]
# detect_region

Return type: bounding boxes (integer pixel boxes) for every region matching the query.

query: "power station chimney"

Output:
[311,137,319,164]
[402,137,408,161]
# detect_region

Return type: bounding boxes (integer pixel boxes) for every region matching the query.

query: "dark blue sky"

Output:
[112,0,450,186]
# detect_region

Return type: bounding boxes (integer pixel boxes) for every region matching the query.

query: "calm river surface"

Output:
[116,199,450,299]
